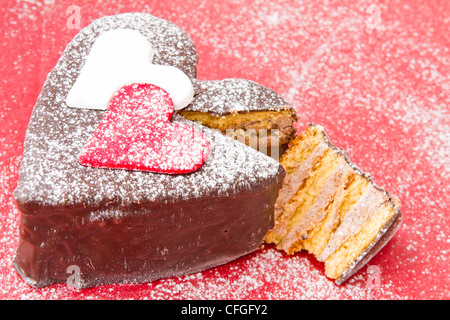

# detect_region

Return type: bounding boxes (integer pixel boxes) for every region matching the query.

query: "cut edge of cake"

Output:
[264,124,402,284]
[178,79,298,158]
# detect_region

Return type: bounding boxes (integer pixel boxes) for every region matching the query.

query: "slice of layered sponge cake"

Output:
[265,124,402,284]
[178,79,298,159]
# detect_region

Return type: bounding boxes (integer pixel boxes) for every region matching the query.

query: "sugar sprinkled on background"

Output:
[0,0,449,299]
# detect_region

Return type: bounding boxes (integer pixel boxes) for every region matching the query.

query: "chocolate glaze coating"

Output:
[13,13,285,288]
[187,78,295,116]
[14,180,280,288]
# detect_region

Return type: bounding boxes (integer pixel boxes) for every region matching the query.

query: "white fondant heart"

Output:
[66,29,194,110]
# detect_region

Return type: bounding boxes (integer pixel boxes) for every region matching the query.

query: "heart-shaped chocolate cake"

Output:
[13,13,289,288]
[13,12,402,289]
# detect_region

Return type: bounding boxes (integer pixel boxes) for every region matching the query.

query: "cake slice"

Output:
[178,79,297,159]
[265,124,402,284]
[12,13,285,288]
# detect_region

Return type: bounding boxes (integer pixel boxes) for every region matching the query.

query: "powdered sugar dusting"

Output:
[187,78,292,115]
[1,1,449,299]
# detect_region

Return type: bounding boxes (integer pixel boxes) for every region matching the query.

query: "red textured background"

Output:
[0,0,449,300]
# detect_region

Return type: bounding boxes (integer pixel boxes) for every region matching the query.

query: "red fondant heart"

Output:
[79,83,209,174]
